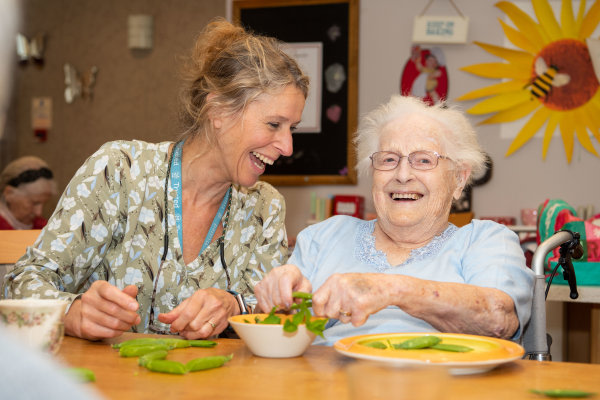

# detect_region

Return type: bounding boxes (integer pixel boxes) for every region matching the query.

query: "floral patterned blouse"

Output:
[2,140,289,333]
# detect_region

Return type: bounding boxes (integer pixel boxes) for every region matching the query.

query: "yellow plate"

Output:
[334,332,524,375]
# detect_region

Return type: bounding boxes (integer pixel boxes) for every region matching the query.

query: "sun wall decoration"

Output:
[457,0,600,163]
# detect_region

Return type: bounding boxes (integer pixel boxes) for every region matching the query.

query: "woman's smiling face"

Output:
[372,113,465,237]
[215,85,305,187]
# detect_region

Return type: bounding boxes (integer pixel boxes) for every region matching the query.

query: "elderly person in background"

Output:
[255,95,534,345]
[0,1,101,398]
[0,156,56,230]
[3,18,308,341]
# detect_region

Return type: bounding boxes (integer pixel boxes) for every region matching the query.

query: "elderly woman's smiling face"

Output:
[372,113,467,239]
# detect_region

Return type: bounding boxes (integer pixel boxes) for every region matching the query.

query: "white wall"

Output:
[273,0,600,238]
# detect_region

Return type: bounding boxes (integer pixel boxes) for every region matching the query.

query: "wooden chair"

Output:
[0,230,42,277]
[449,211,474,227]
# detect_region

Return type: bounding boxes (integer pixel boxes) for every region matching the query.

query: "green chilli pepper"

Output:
[363,341,388,349]
[145,360,188,375]
[138,350,169,367]
[188,340,217,348]
[186,354,233,372]
[395,335,442,350]
[65,367,96,382]
[530,389,596,398]
[119,343,170,357]
[431,343,474,352]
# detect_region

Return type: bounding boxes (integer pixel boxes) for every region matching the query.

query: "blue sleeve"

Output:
[462,220,535,339]
[289,222,322,280]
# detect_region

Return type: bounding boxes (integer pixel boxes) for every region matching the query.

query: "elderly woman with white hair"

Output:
[255,95,535,345]
[0,156,56,230]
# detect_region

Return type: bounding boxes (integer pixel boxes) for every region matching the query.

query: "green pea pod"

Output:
[65,367,96,382]
[395,335,442,350]
[112,338,162,349]
[292,291,313,300]
[138,350,169,367]
[290,301,313,310]
[431,343,474,352]
[188,340,217,348]
[186,354,233,372]
[157,338,190,349]
[530,389,596,398]
[119,343,170,357]
[362,341,388,349]
[145,360,188,375]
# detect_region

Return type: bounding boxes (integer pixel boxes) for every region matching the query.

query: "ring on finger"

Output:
[206,320,216,329]
[339,309,352,317]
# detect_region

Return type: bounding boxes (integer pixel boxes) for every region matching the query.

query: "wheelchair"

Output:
[523,229,583,361]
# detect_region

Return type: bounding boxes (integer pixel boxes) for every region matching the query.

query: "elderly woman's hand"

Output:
[157,288,238,339]
[312,273,390,326]
[64,281,141,340]
[254,264,312,312]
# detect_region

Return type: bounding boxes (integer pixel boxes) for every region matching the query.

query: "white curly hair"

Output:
[353,95,486,186]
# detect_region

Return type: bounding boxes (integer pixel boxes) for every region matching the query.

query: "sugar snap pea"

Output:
[431,343,473,352]
[290,301,313,310]
[188,339,217,348]
[119,343,170,357]
[292,291,313,299]
[530,389,596,398]
[363,341,388,349]
[138,350,169,367]
[395,335,441,350]
[65,367,96,382]
[112,338,161,349]
[186,354,233,372]
[158,338,190,348]
[145,360,188,375]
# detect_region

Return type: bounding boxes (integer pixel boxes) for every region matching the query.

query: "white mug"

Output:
[0,298,68,354]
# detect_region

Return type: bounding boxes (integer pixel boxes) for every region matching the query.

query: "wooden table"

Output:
[56,333,600,400]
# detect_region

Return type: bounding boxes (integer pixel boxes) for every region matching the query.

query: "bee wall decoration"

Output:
[528,57,570,100]
[458,0,600,163]
[63,63,98,104]
[16,33,45,66]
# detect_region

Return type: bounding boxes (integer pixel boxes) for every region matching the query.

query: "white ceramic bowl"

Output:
[228,313,319,358]
[0,298,69,354]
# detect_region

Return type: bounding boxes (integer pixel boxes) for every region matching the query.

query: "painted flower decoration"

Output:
[458,0,600,162]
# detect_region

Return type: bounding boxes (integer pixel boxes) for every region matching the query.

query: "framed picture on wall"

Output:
[233,0,359,185]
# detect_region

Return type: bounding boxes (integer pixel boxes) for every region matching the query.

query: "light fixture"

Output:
[128,15,153,50]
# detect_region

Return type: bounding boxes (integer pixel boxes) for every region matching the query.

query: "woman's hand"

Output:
[254,264,312,312]
[157,288,237,339]
[64,281,141,340]
[312,273,389,326]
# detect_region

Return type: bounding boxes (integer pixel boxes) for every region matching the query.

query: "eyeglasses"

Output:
[370,150,451,171]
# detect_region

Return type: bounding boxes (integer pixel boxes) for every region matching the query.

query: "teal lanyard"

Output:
[170,141,231,256]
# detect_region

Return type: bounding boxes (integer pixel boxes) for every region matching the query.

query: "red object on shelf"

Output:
[480,216,516,226]
[332,195,364,219]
